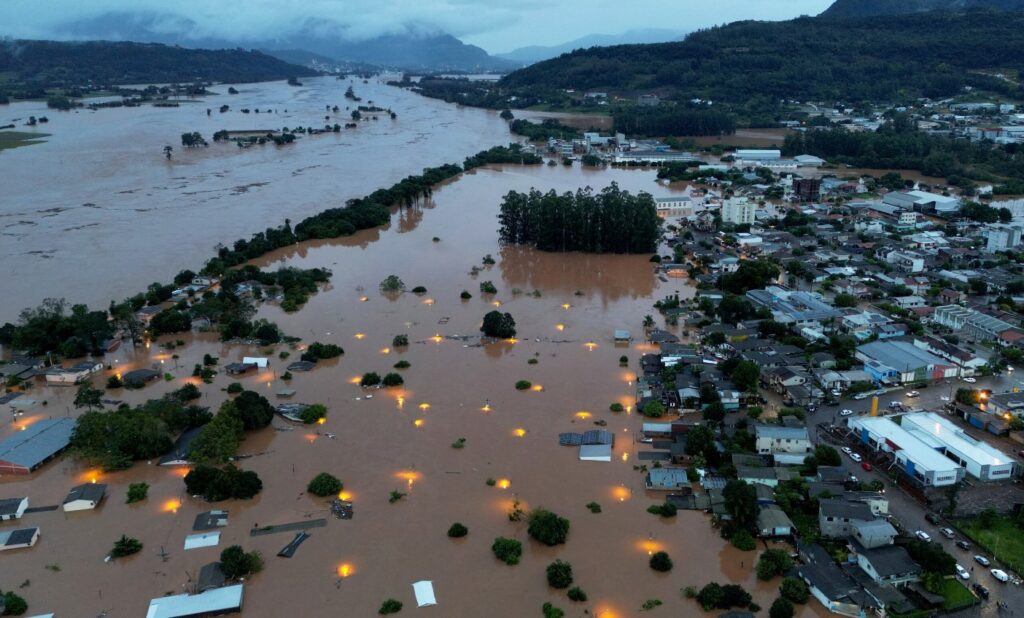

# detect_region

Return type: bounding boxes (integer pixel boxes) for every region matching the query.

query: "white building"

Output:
[722,197,756,225]
[885,251,925,274]
[848,416,964,487]
[0,497,28,521]
[654,196,694,218]
[755,425,812,463]
[62,483,106,512]
[736,149,781,161]
[146,584,244,618]
[984,223,1024,253]
[901,412,1017,482]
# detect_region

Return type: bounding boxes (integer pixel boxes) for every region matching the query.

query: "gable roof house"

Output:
[856,546,922,587]
[63,483,107,512]
[819,499,875,539]
[851,519,897,549]
[757,505,794,538]
[0,497,28,521]
[0,527,40,552]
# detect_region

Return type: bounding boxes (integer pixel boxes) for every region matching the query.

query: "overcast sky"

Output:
[0,0,834,53]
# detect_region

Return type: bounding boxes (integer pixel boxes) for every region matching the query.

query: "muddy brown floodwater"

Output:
[1,134,826,617]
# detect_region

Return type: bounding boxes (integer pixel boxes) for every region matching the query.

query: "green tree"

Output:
[481,311,517,338]
[724,480,759,533]
[813,444,841,467]
[220,544,264,578]
[230,391,274,430]
[649,551,673,572]
[126,482,149,504]
[757,549,794,580]
[641,401,666,417]
[833,293,858,308]
[382,373,404,387]
[780,576,809,603]
[73,382,104,411]
[492,537,523,565]
[1,591,28,615]
[731,360,761,392]
[110,535,143,558]
[769,597,794,618]
[447,523,468,538]
[307,472,343,497]
[546,560,574,588]
[528,509,570,546]
[379,275,405,292]
[361,372,382,387]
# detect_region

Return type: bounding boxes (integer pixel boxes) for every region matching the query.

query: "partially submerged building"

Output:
[145,583,244,618]
[0,497,28,521]
[0,418,75,475]
[63,483,107,512]
[0,527,39,552]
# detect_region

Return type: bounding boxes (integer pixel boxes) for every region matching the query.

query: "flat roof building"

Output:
[901,412,1017,481]
[146,583,243,618]
[848,416,964,487]
[856,340,958,385]
[0,418,75,475]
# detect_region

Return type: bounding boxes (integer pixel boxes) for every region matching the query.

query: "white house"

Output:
[44,362,103,386]
[0,527,40,552]
[0,497,28,521]
[62,483,107,512]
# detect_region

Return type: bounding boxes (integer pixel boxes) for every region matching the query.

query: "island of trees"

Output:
[498,183,661,253]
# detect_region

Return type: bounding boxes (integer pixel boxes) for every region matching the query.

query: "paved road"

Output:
[803,374,1024,615]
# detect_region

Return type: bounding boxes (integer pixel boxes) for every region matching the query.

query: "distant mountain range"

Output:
[822,0,1024,17]
[495,29,683,66]
[47,10,514,72]
[0,40,316,90]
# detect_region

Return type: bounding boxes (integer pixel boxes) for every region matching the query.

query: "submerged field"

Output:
[0,130,49,150]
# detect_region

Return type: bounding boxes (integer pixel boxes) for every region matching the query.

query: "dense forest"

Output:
[0,40,316,97]
[783,117,1024,191]
[498,184,661,254]
[499,11,1024,105]
[822,0,1024,17]
[612,106,735,137]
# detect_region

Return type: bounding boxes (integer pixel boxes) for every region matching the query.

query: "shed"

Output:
[224,363,256,376]
[184,532,221,550]
[412,580,437,607]
[196,562,226,592]
[579,444,612,462]
[286,360,316,372]
[757,505,794,537]
[0,527,40,551]
[123,368,160,387]
[193,510,229,531]
[146,583,244,618]
[614,330,632,342]
[0,418,75,475]
[0,497,28,521]
[62,483,106,512]
[241,357,269,368]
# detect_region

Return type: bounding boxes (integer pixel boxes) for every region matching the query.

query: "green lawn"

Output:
[0,131,50,151]
[959,516,1024,576]
[937,579,975,611]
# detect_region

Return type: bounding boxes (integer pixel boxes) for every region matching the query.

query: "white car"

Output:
[991,568,1009,583]
[940,527,955,539]
[841,446,853,455]
[906,391,920,398]
[956,564,970,580]
[915,530,932,542]
[854,393,869,400]
[840,409,854,416]
[940,396,950,402]
[850,453,863,463]
[974,555,991,567]
[964,377,977,383]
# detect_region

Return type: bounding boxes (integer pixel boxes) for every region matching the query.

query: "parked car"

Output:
[854,393,869,400]
[840,409,853,416]
[850,453,863,463]
[974,555,991,567]
[915,530,932,542]
[940,396,950,402]
[906,391,920,398]
[940,528,955,539]
[925,513,942,525]
[842,447,852,455]
[991,569,1009,583]
[861,462,873,471]
[964,377,977,383]
[973,583,989,599]
[956,564,970,580]
[956,540,971,550]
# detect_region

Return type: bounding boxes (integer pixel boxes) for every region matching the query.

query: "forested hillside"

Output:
[822,0,1024,17]
[0,40,316,93]
[500,10,1024,104]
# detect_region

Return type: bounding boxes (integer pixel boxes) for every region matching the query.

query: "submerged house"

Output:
[146,583,244,618]
[0,497,28,521]
[63,483,107,512]
[0,418,75,475]
[0,527,40,552]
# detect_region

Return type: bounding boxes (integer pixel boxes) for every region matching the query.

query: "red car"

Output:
[861,462,873,472]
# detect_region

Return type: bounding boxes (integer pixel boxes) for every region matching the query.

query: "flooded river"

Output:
[0,82,825,617]
[0,75,513,323]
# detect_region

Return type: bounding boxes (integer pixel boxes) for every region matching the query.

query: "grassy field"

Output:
[938,579,975,611]
[0,131,50,151]
[959,516,1024,576]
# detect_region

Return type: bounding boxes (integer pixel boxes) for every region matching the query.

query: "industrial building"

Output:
[900,412,1017,481]
[855,340,958,385]
[146,583,244,618]
[847,417,964,487]
[0,418,75,475]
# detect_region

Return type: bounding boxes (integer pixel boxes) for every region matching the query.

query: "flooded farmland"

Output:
[0,81,826,617]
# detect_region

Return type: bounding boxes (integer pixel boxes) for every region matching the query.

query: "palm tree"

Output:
[643,315,655,330]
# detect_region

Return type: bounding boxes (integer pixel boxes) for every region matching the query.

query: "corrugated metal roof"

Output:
[0,418,75,471]
[146,584,244,618]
